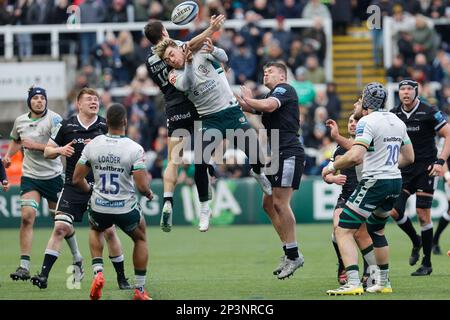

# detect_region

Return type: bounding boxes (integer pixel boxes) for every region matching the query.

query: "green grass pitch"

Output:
[0,223,449,300]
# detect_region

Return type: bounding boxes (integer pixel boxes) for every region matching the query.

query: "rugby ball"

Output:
[171,1,199,25]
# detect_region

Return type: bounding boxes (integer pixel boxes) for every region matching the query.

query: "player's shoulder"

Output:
[146,49,162,66]
[333,145,346,157]
[123,137,143,150]
[273,83,295,94]
[96,116,107,127]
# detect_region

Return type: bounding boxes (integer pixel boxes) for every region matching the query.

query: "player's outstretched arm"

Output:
[399,143,415,168]
[188,14,225,52]
[2,139,22,168]
[133,169,153,200]
[239,86,278,113]
[201,38,228,63]
[326,119,353,150]
[72,162,92,193]
[323,145,366,178]
[44,140,75,159]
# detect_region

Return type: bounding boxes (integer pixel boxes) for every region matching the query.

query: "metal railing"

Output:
[0,18,333,81]
[383,16,450,68]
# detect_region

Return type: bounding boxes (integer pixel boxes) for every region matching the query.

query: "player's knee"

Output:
[392,190,410,221]
[21,214,35,227]
[104,227,118,242]
[416,195,433,209]
[367,217,388,248]
[262,196,273,213]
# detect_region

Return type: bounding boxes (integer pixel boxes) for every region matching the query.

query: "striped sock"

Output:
[20,255,30,270]
[92,257,104,275]
[41,249,59,277]
[135,269,146,292]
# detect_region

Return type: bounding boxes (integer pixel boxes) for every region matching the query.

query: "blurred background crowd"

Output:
[0,0,449,182]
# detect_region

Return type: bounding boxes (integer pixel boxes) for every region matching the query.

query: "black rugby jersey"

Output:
[332,145,358,200]
[391,100,447,163]
[262,83,304,156]
[145,45,194,109]
[50,115,107,185]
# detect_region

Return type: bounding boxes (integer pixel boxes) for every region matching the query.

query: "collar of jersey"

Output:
[106,133,126,138]
[400,99,420,119]
[77,115,98,130]
[28,109,47,121]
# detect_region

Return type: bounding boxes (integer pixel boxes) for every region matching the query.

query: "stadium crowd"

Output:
[0,0,449,179]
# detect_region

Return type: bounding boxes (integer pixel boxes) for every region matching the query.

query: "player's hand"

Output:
[209,14,225,32]
[322,167,331,179]
[333,174,347,186]
[240,85,254,100]
[145,190,154,201]
[428,163,444,177]
[185,47,193,63]
[201,38,214,54]
[235,94,250,110]
[2,155,11,168]
[2,180,9,192]
[59,141,75,157]
[326,119,339,139]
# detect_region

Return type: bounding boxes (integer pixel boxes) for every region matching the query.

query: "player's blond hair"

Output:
[154,38,178,59]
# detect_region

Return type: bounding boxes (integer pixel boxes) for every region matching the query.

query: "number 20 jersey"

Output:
[79,134,146,214]
[353,111,411,180]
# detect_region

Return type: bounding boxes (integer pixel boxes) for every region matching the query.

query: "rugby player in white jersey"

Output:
[154,38,272,232]
[322,83,414,295]
[4,87,64,282]
[73,103,153,300]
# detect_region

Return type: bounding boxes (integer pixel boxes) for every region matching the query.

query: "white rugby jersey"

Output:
[354,111,411,180]
[78,134,146,214]
[10,109,63,179]
[169,47,238,117]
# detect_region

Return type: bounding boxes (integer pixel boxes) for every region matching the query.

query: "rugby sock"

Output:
[65,232,83,263]
[378,264,389,286]
[200,201,210,213]
[20,255,30,270]
[41,249,59,277]
[110,255,125,280]
[92,257,104,274]
[331,233,343,268]
[421,223,433,267]
[345,265,360,286]
[194,164,210,202]
[396,216,421,247]
[163,192,173,208]
[361,245,376,275]
[433,213,450,244]
[135,269,146,293]
[282,244,287,256]
[285,242,299,260]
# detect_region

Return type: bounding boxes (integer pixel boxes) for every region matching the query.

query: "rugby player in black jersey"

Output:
[389,79,450,276]
[31,88,131,290]
[143,15,225,232]
[237,62,305,279]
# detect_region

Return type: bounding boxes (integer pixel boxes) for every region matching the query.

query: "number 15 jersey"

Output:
[78,134,146,214]
[353,111,411,180]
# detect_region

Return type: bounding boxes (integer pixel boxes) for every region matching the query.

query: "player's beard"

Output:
[30,105,46,115]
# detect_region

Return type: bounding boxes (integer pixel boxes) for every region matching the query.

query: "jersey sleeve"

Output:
[205,46,228,63]
[50,120,65,146]
[169,66,192,92]
[9,118,20,141]
[353,120,373,149]
[331,146,345,161]
[78,143,91,167]
[268,85,292,109]
[131,146,146,171]
[431,107,447,132]
[402,123,412,146]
